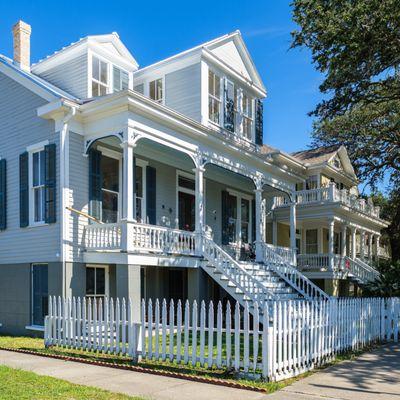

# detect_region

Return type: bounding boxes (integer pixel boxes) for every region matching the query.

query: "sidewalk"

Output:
[0,344,399,400]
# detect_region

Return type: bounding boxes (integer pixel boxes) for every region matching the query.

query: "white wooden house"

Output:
[0,21,389,334]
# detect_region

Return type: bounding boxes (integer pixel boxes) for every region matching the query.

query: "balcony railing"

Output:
[274,185,381,219]
[84,221,196,256]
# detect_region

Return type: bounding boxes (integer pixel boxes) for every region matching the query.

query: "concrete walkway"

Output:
[0,344,399,400]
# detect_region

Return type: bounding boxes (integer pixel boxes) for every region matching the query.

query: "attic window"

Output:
[333,157,342,169]
[149,78,163,103]
[113,66,129,92]
[92,56,109,97]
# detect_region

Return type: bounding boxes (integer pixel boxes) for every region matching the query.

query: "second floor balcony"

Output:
[273,184,381,220]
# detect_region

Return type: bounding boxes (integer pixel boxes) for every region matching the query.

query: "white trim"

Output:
[135,158,148,223]
[26,140,49,153]
[25,325,45,332]
[85,264,110,297]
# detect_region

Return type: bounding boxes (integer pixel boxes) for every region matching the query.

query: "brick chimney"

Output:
[12,20,31,71]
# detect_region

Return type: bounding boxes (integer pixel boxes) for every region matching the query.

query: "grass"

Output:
[0,335,375,393]
[0,365,144,400]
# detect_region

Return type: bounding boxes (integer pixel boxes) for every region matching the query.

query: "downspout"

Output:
[60,103,76,298]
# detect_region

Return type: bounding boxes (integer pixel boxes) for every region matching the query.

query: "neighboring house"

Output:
[0,21,389,335]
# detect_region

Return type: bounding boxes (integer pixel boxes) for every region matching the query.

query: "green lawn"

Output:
[0,365,143,400]
[0,335,288,392]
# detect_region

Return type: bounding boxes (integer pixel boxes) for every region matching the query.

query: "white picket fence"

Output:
[44,296,400,382]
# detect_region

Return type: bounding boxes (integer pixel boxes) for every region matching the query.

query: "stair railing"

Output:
[202,236,279,309]
[262,243,330,300]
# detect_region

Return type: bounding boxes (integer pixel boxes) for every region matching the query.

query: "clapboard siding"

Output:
[165,63,201,122]
[68,132,89,261]
[37,53,88,99]
[0,72,60,264]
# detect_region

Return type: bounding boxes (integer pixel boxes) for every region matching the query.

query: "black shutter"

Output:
[224,81,235,132]
[221,190,229,245]
[0,159,6,230]
[132,156,136,219]
[89,148,102,221]
[19,152,29,227]
[255,99,263,145]
[44,143,56,223]
[146,166,156,225]
[251,198,256,245]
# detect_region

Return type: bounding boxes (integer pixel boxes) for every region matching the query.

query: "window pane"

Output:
[96,268,105,295]
[178,175,195,191]
[99,84,107,96]
[135,166,143,197]
[92,57,99,81]
[241,199,250,222]
[214,75,220,98]
[100,61,108,84]
[208,70,214,96]
[34,187,43,222]
[209,98,220,124]
[156,79,163,101]
[241,223,249,243]
[102,191,118,223]
[306,229,318,254]
[149,80,155,100]
[102,156,119,192]
[86,268,95,295]
[39,150,45,185]
[33,152,39,186]
[32,264,48,326]
[136,197,142,222]
[227,194,237,242]
[92,81,99,97]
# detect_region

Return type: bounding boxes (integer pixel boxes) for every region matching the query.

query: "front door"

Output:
[178,191,195,231]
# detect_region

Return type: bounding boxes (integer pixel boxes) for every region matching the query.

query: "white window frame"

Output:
[85,264,109,298]
[89,52,111,98]
[227,188,253,245]
[97,146,122,223]
[241,91,254,141]
[27,140,49,227]
[148,77,164,104]
[208,69,222,126]
[112,65,130,93]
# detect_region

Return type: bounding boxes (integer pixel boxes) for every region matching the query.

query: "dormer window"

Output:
[242,92,253,140]
[149,78,163,103]
[208,70,221,124]
[91,56,109,97]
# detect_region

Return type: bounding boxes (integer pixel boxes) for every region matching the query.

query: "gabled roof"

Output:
[133,31,266,96]
[32,33,138,73]
[291,145,357,179]
[0,54,81,103]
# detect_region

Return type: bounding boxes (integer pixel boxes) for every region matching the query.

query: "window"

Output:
[86,266,107,297]
[177,172,196,232]
[149,78,163,103]
[92,56,109,97]
[31,264,48,326]
[101,155,120,223]
[113,66,129,92]
[136,165,144,222]
[305,229,318,254]
[306,175,318,190]
[242,92,253,139]
[226,193,237,243]
[32,150,46,223]
[208,70,221,124]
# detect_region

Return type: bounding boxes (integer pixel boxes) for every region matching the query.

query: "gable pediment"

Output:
[205,33,265,91]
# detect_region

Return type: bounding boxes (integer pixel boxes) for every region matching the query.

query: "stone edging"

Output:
[0,347,268,393]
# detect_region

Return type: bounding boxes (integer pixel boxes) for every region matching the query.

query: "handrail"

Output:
[297,253,344,271]
[202,236,278,308]
[350,257,380,283]
[262,244,330,300]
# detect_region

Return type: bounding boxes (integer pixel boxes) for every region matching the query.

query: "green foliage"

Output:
[363,259,400,297]
[291,0,400,189]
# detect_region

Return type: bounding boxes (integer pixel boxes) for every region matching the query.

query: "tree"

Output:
[291,0,400,260]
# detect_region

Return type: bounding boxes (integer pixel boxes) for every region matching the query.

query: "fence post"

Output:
[262,304,270,380]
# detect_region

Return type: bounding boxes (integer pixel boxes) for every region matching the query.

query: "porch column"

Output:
[341,225,347,258]
[194,164,205,255]
[328,218,335,270]
[254,187,263,262]
[121,142,136,252]
[351,227,357,259]
[290,201,297,265]
[360,230,366,260]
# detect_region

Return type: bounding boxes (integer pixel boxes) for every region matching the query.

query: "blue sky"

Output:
[0,0,323,154]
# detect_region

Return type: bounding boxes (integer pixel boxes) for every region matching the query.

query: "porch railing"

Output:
[274,185,381,219]
[84,221,196,256]
[264,243,296,265]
